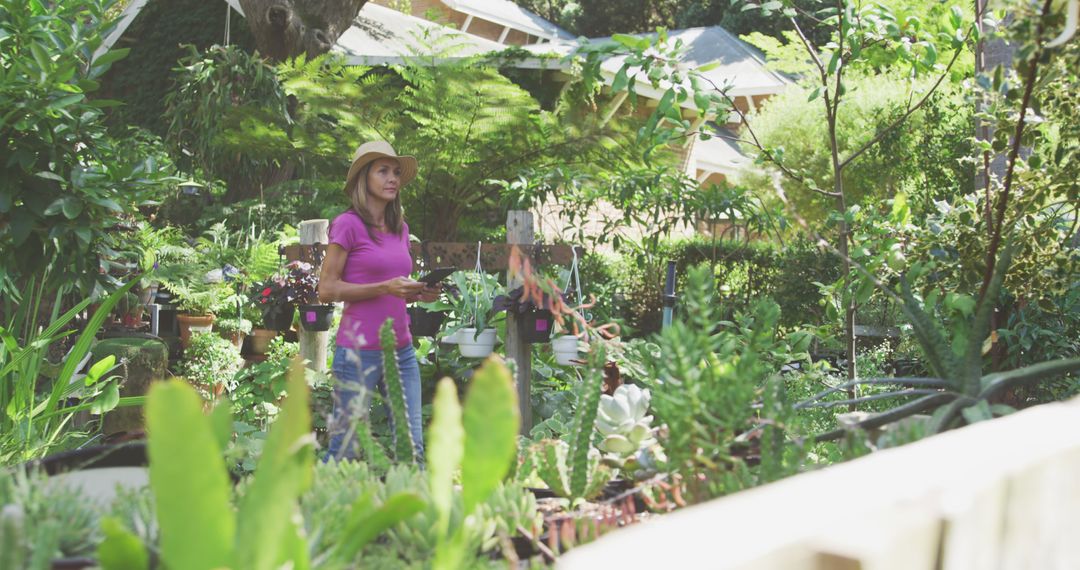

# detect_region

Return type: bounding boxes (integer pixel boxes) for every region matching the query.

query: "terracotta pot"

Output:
[219,330,247,351]
[177,314,215,348]
[249,328,277,355]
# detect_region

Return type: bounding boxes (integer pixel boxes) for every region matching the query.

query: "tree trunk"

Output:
[238,0,367,62]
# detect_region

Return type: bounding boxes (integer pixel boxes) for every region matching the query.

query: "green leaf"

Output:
[961,400,992,424]
[461,356,520,516]
[147,381,234,570]
[48,94,85,110]
[428,377,463,537]
[97,517,149,570]
[234,359,315,570]
[611,67,628,93]
[92,48,130,68]
[336,491,424,561]
[209,402,234,453]
[90,382,119,415]
[34,171,65,183]
[85,355,116,386]
[697,60,720,72]
[61,196,84,219]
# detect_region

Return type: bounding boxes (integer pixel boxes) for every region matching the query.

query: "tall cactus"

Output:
[569,344,606,498]
[379,319,416,464]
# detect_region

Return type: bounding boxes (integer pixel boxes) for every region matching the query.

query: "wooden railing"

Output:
[559,396,1080,569]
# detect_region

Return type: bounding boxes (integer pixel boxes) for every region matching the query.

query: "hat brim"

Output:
[345,152,418,193]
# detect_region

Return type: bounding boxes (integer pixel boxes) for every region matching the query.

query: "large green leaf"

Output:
[146,381,234,570]
[97,517,148,570]
[461,356,519,515]
[428,377,463,538]
[234,358,315,570]
[335,491,424,562]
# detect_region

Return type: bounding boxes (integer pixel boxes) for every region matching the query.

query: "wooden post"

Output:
[299,219,329,372]
[505,211,533,435]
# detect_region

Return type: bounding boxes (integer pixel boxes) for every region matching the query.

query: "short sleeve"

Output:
[329,211,361,250]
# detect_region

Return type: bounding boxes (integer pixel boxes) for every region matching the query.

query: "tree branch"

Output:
[978,0,1055,302]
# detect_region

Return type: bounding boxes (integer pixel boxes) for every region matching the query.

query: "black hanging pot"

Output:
[408,307,446,337]
[521,309,554,343]
[262,304,296,331]
[299,303,335,332]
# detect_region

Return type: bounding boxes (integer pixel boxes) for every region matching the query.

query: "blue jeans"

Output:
[326,345,424,463]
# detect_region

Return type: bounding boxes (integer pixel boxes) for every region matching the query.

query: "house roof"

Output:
[442,0,575,42]
[691,128,751,178]
[333,3,506,65]
[520,25,789,98]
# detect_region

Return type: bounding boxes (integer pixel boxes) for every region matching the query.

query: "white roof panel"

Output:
[443,0,575,41]
[334,3,505,64]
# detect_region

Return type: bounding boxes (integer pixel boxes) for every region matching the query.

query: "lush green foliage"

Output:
[0,0,173,299]
[635,265,813,503]
[0,280,139,464]
[179,332,244,394]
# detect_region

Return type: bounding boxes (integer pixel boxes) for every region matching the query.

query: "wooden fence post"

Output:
[506,210,533,435]
[299,219,329,372]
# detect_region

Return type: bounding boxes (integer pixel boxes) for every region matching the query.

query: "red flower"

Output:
[262,287,272,296]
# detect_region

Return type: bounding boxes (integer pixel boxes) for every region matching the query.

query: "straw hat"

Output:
[345,141,418,191]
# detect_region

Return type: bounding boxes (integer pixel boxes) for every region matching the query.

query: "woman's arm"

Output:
[318,244,424,303]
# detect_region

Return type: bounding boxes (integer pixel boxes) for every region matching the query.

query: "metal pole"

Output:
[661,260,677,329]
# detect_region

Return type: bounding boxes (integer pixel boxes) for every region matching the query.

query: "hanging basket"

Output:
[521,309,554,343]
[552,334,583,366]
[458,328,497,358]
[299,303,335,332]
[409,307,446,337]
[262,305,296,331]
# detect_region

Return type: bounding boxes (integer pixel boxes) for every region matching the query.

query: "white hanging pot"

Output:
[440,329,462,344]
[458,328,496,358]
[552,334,582,366]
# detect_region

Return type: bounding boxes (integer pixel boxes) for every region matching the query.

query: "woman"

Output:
[318,140,438,462]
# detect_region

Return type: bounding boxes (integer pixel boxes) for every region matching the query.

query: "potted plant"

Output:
[442,271,502,358]
[216,317,253,350]
[171,281,227,348]
[551,332,583,366]
[178,330,244,400]
[250,274,297,331]
[284,260,335,332]
[494,285,558,344]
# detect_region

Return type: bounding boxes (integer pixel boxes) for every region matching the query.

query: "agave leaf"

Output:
[961,243,1014,394]
[978,357,1080,400]
[898,276,956,382]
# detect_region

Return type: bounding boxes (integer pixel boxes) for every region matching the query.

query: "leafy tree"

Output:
[0,0,172,300]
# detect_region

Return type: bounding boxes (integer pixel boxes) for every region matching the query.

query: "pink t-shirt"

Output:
[328,210,413,350]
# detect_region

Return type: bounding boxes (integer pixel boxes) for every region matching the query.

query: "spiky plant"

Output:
[379,319,417,464]
[802,244,1080,439]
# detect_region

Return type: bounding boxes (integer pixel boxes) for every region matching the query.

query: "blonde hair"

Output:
[344,162,404,239]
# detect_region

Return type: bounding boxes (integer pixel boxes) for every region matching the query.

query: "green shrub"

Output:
[179,332,243,394]
[580,237,840,337]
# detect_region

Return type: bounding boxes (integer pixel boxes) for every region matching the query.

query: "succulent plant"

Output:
[533,439,612,502]
[596,384,657,465]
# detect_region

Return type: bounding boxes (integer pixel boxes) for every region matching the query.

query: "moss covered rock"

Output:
[91,336,168,435]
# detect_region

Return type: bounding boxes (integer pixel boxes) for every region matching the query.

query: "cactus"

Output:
[596,384,656,467]
[0,504,25,569]
[533,439,611,502]
[567,345,607,499]
[379,319,417,464]
[355,419,393,476]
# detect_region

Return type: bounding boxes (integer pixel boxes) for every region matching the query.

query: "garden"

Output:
[1,0,1078,568]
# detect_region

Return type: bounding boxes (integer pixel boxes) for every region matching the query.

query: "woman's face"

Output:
[365,157,403,205]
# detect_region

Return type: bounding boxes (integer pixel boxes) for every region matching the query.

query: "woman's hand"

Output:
[415,284,442,303]
[385,277,425,299]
